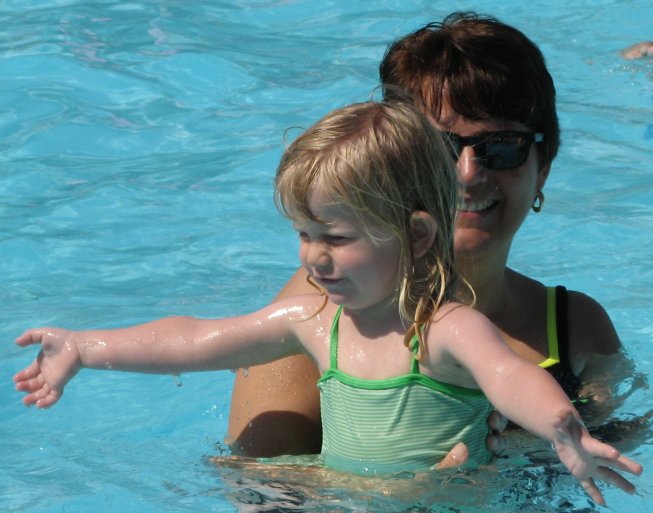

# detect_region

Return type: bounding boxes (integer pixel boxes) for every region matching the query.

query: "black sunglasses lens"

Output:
[444,132,537,170]
[483,141,529,170]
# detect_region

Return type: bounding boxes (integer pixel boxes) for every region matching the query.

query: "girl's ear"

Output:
[410,211,437,259]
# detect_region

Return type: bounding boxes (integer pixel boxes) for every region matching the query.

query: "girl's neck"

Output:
[340,297,406,338]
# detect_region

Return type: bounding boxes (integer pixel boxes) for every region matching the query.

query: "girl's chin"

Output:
[323,291,353,304]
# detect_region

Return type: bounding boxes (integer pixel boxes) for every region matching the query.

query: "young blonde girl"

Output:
[14,101,642,506]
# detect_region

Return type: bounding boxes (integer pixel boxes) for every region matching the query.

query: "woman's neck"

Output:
[457,250,512,319]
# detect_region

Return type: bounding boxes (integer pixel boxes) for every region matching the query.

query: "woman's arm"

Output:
[227,268,323,456]
[567,290,643,422]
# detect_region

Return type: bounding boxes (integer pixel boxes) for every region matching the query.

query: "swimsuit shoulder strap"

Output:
[540,285,581,400]
[329,305,344,370]
[540,285,572,369]
[540,286,561,368]
[408,330,422,375]
[554,285,572,372]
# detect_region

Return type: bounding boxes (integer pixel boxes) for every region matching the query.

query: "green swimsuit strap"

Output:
[329,306,343,369]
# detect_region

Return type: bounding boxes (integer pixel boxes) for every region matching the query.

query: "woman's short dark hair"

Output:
[380,11,560,168]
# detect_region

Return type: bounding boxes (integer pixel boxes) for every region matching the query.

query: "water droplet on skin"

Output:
[172,374,183,387]
[267,305,315,322]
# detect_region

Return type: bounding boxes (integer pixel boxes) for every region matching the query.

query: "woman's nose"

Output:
[456,146,488,186]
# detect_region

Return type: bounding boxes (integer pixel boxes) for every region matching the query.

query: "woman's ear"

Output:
[537,162,551,190]
[410,211,437,259]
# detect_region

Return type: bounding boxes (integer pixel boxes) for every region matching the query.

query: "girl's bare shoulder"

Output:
[261,293,326,314]
[431,301,490,326]
[427,301,505,355]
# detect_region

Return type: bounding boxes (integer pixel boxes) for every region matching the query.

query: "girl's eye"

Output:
[324,234,351,245]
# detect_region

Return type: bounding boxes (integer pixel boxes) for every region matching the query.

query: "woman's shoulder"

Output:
[506,268,621,355]
[565,289,621,354]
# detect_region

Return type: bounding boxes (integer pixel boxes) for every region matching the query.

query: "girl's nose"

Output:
[304,242,331,271]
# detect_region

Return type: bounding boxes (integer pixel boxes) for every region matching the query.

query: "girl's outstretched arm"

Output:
[439,306,643,506]
[14,297,319,409]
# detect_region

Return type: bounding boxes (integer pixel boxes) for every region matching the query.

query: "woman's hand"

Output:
[13,328,82,408]
[435,410,508,469]
[486,410,509,454]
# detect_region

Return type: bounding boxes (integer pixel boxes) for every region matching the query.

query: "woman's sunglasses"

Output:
[444,130,544,171]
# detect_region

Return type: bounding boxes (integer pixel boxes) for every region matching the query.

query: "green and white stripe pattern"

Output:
[317,307,493,476]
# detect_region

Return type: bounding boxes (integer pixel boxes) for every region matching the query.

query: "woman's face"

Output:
[432,106,551,264]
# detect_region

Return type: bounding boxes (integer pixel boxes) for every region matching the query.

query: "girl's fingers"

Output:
[585,440,643,475]
[579,477,605,506]
[15,374,45,393]
[15,329,44,347]
[35,390,60,409]
[25,382,61,408]
[23,385,48,406]
[13,360,41,383]
[596,455,644,476]
[595,467,636,494]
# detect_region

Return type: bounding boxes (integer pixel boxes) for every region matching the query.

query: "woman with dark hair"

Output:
[227,12,630,464]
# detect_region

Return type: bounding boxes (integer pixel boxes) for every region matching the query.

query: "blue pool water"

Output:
[1,1,652,512]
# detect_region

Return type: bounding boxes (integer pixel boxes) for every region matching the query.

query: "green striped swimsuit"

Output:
[317,306,493,476]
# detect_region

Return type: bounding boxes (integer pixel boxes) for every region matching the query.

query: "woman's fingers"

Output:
[434,442,469,469]
[487,410,508,432]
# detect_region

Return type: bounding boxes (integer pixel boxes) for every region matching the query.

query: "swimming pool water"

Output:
[1,1,652,512]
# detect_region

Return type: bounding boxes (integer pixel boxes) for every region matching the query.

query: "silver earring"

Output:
[532,190,545,213]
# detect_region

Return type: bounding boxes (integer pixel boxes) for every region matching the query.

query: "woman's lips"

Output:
[458,198,498,213]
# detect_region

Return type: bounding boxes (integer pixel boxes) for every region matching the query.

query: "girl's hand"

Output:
[552,410,643,505]
[13,328,82,408]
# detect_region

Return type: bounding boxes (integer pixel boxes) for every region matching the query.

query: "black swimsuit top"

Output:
[543,286,582,400]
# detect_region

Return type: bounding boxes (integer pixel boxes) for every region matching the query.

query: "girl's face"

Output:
[433,107,550,264]
[294,189,402,313]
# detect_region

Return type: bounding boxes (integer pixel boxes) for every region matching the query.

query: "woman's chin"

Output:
[454,231,495,257]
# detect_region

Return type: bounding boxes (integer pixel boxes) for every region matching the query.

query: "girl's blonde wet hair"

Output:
[275,101,468,358]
